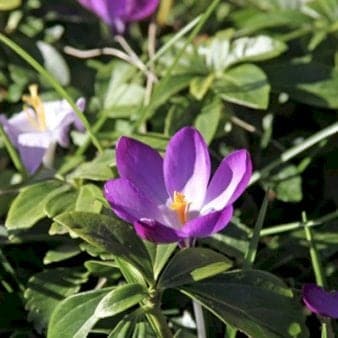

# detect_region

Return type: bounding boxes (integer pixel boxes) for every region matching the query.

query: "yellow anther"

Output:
[170,191,189,224]
[22,84,47,131]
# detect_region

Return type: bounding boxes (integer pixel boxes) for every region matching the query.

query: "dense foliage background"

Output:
[0,0,337,337]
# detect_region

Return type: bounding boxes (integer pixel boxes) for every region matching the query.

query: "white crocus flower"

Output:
[0,84,85,174]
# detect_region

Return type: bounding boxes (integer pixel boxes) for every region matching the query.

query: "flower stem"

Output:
[250,121,338,185]
[0,33,103,154]
[145,306,173,338]
[193,300,207,338]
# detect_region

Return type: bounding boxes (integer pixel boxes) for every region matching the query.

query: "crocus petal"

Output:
[0,115,20,146]
[134,218,182,243]
[116,137,167,203]
[18,144,46,174]
[78,0,125,26]
[164,127,211,210]
[180,206,233,238]
[302,284,338,319]
[126,0,159,21]
[104,178,160,224]
[203,150,252,212]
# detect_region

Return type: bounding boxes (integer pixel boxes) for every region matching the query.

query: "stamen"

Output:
[170,191,189,224]
[22,84,47,131]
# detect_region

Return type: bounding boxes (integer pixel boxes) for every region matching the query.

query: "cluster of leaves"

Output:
[0,0,337,337]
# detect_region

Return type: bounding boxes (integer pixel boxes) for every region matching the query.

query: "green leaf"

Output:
[45,189,77,218]
[158,248,232,289]
[47,288,113,338]
[6,180,63,230]
[264,61,338,108]
[189,74,214,100]
[272,165,303,202]
[194,97,222,144]
[24,268,88,333]
[37,41,70,86]
[181,270,308,338]
[144,242,177,280]
[68,162,114,181]
[0,0,21,10]
[75,184,104,213]
[54,212,153,282]
[213,64,270,109]
[43,244,81,264]
[48,284,146,338]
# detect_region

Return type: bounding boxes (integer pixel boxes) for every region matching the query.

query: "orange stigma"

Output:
[22,84,47,131]
[170,191,189,224]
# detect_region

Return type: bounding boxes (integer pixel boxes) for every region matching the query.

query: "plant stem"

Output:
[193,300,207,338]
[250,122,338,185]
[0,33,103,153]
[260,209,338,237]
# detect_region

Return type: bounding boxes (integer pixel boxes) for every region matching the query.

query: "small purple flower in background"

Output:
[104,127,252,245]
[77,0,159,33]
[302,284,338,319]
[0,84,85,174]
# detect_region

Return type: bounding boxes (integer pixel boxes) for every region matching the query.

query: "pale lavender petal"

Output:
[134,218,182,243]
[17,143,46,174]
[164,127,211,210]
[74,98,86,131]
[0,114,20,146]
[104,178,160,224]
[302,284,338,319]
[116,137,167,203]
[180,206,233,238]
[203,149,252,212]
[125,0,159,21]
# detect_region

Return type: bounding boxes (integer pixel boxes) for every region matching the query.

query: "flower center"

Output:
[170,191,189,224]
[22,84,47,131]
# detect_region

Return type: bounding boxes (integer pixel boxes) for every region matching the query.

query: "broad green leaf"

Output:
[0,0,21,10]
[68,162,114,181]
[54,212,153,281]
[213,64,270,109]
[6,180,63,230]
[45,189,77,218]
[144,242,177,280]
[47,288,113,338]
[43,244,81,264]
[181,270,308,338]
[24,268,88,333]
[37,41,70,86]
[264,61,338,108]
[48,284,146,338]
[95,283,147,318]
[85,260,120,279]
[158,248,232,289]
[194,97,222,144]
[272,165,303,202]
[75,184,103,213]
[189,74,214,100]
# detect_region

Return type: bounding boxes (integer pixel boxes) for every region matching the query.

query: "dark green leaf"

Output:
[24,268,88,333]
[181,270,308,338]
[158,248,232,289]
[213,64,270,109]
[6,180,63,230]
[54,212,153,281]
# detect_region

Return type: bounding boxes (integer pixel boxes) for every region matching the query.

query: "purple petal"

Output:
[0,114,20,147]
[164,127,211,210]
[78,0,125,26]
[134,218,182,243]
[180,206,233,238]
[125,0,159,21]
[116,137,167,203]
[74,98,86,131]
[18,144,47,174]
[203,150,252,212]
[302,284,338,319]
[104,178,160,224]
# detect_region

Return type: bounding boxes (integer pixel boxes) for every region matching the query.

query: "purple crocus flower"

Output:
[77,0,159,33]
[104,127,252,245]
[302,284,338,319]
[0,85,85,174]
